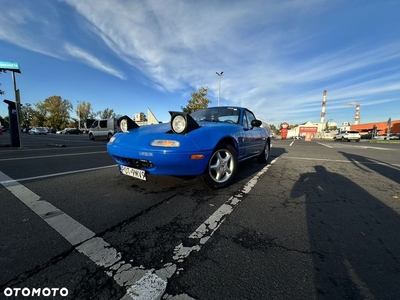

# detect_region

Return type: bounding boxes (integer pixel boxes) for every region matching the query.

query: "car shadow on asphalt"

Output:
[290,165,400,299]
[339,151,400,184]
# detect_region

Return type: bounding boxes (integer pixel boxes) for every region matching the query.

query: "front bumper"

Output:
[107,144,212,176]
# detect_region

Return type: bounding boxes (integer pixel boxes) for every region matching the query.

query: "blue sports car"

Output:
[107,106,270,188]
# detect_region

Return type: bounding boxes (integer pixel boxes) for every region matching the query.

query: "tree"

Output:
[76,101,93,128]
[96,108,115,119]
[181,87,211,114]
[139,112,147,122]
[20,103,35,128]
[34,96,73,129]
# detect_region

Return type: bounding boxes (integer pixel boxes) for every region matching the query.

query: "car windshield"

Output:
[190,107,240,124]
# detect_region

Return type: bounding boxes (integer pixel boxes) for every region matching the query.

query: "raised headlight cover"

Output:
[172,115,186,134]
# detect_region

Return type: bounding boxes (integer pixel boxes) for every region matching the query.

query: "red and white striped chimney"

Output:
[354,104,360,125]
[320,90,327,123]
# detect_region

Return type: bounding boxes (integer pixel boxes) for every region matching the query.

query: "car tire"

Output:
[341,137,345,141]
[257,140,270,163]
[356,139,360,142]
[89,133,95,140]
[107,133,113,141]
[202,143,237,189]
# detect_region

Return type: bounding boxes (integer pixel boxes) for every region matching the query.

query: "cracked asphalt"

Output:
[1,133,399,299]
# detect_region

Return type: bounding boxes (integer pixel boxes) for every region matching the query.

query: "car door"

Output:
[241,110,260,157]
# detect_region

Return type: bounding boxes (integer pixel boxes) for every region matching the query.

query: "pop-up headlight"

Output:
[118,116,139,132]
[169,112,200,134]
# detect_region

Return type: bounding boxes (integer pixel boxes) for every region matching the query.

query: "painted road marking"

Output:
[317,142,394,150]
[283,156,400,168]
[0,165,117,184]
[316,142,333,148]
[0,157,278,299]
[0,151,108,162]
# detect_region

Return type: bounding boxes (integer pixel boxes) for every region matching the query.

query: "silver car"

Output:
[29,127,47,135]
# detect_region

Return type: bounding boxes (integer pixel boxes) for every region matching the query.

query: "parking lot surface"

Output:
[1,133,399,299]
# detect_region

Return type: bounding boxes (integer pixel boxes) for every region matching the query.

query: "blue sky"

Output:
[0,0,399,127]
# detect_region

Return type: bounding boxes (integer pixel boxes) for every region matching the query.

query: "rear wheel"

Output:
[202,143,237,189]
[89,133,95,140]
[107,133,113,141]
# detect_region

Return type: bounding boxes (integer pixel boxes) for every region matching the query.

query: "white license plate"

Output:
[119,165,147,181]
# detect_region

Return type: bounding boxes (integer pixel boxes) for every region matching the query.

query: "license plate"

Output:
[119,165,147,181]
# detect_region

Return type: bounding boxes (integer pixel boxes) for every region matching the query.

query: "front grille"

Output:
[116,156,154,169]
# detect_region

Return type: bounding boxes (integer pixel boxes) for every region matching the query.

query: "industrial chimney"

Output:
[320,90,327,123]
[354,104,360,125]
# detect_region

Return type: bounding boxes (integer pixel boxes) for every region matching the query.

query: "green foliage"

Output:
[0,115,9,128]
[139,112,147,122]
[96,108,115,119]
[76,101,92,128]
[20,103,35,127]
[181,87,211,114]
[33,96,73,129]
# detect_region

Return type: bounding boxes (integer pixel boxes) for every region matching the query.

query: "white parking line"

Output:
[0,157,278,299]
[0,165,117,184]
[316,142,393,150]
[0,151,108,162]
[283,156,400,168]
[316,142,333,148]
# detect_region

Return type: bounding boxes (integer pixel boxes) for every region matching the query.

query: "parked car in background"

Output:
[56,128,81,134]
[373,134,399,140]
[29,127,47,135]
[107,106,271,189]
[334,130,361,142]
[361,133,373,139]
[65,128,82,134]
[88,118,117,141]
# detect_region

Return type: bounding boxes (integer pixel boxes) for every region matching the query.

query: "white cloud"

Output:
[64,43,125,80]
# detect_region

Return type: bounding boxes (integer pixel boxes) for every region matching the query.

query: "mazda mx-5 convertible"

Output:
[107,106,270,188]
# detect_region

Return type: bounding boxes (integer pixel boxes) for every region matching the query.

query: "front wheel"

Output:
[257,141,270,163]
[202,143,237,189]
[89,133,95,140]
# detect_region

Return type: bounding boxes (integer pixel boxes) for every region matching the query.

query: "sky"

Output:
[0,0,399,127]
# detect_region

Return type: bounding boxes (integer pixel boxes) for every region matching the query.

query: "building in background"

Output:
[350,119,400,135]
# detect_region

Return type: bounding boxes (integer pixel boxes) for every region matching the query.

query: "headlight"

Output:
[171,115,186,134]
[120,119,128,132]
[109,136,116,143]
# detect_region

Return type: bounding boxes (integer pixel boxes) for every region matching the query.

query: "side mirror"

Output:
[251,119,262,128]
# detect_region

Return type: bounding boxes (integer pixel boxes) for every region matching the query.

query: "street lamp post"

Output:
[77,101,81,130]
[216,71,223,106]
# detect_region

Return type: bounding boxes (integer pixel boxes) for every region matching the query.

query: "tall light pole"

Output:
[216,71,223,106]
[77,101,81,130]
